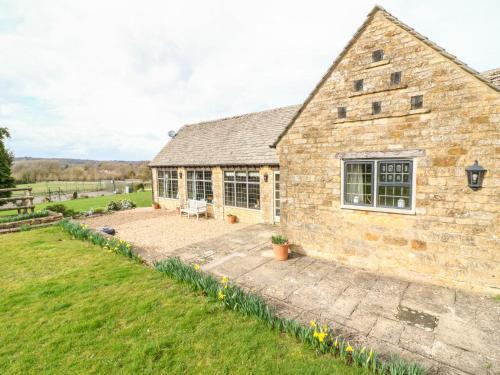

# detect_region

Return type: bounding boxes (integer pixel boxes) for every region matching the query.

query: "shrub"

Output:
[107,200,136,211]
[106,201,122,211]
[72,191,78,200]
[134,183,145,192]
[0,210,50,224]
[271,235,288,245]
[120,199,136,209]
[19,224,31,232]
[46,204,78,217]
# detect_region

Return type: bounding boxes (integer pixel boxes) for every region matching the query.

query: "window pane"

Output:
[195,180,204,200]
[248,182,260,209]
[377,185,410,209]
[158,170,164,178]
[248,171,260,182]
[236,171,247,182]
[224,171,235,181]
[186,180,193,199]
[170,179,178,198]
[205,181,213,203]
[377,161,412,209]
[158,179,165,198]
[195,171,204,180]
[236,183,247,207]
[187,170,194,180]
[224,182,235,206]
[344,162,373,205]
[204,170,212,180]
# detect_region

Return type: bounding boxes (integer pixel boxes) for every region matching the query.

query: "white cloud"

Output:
[0,0,498,160]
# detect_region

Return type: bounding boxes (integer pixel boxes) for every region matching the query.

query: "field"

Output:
[15,180,149,197]
[16,181,104,196]
[0,227,360,374]
[0,191,152,216]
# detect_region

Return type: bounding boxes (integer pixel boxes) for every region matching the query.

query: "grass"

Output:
[0,227,363,374]
[16,181,103,196]
[0,191,151,216]
[0,210,50,224]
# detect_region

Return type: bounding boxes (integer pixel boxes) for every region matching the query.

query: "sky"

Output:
[1,0,499,161]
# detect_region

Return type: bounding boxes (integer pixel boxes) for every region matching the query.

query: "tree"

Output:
[0,127,16,204]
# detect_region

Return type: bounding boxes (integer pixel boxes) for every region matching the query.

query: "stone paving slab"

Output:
[133,223,499,375]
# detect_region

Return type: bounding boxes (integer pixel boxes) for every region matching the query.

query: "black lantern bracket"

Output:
[465,160,486,191]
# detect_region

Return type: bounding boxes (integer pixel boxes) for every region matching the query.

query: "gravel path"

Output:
[82,208,250,261]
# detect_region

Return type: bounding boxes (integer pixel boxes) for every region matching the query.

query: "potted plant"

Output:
[226,213,237,224]
[152,202,160,209]
[271,235,289,261]
[175,206,181,214]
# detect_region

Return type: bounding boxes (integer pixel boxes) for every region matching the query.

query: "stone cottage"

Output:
[151,6,499,294]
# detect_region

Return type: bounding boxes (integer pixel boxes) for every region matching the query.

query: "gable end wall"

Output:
[277,11,500,294]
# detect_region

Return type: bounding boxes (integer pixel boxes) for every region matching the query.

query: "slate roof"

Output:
[482,68,500,88]
[150,105,300,167]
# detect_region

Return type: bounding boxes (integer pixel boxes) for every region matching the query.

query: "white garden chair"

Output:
[180,199,207,219]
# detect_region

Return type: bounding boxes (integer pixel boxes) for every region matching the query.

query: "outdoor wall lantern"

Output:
[263,173,269,183]
[179,172,183,179]
[465,160,486,191]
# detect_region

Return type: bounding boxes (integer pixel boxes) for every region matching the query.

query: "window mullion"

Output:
[373,161,378,208]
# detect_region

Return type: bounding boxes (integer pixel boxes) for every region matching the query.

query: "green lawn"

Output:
[0,191,152,216]
[0,227,361,374]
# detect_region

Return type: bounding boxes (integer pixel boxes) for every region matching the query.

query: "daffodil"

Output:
[316,331,327,343]
[334,338,339,348]
[218,290,225,300]
[368,349,373,360]
[310,320,317,328]
[221,276,229,284]
[193,264,201,271]
[346,345,353,352]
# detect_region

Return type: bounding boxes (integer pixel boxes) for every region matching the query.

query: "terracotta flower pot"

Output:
[152,203,160,209]
[272,243,289,261]
[226,215,237,224]
[175,207,180,214]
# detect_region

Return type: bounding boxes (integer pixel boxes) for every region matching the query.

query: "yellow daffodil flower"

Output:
[193,264,201,271]
[310,320,317,328]
[316,331,327,343]
[218,290,225,300]
[346,345,354,352]
[221,276,229,284]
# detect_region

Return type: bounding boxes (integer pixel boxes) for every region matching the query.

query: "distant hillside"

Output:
[12,157,151,183]
[14,157,149,165]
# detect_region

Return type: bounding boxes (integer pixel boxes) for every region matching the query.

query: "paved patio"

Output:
[95,212,498,375]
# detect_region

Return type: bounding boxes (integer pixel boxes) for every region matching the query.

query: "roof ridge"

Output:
[182,104,301,129]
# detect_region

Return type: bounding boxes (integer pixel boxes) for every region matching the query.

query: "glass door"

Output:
[274,171,280,222]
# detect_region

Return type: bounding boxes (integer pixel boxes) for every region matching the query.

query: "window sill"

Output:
[408,108,429,115]
[365,59,391,69]
[348,84,407,98]
[333,108,431,124]
[341,204,416,215]
[224,205,261,212]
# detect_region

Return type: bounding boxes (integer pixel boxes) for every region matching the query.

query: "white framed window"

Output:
[223,170,260,210]
[341,159,416,214]
[186,170,213,203]
[157,169,179,199]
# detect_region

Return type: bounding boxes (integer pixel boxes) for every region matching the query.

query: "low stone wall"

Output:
[0,213,63,234]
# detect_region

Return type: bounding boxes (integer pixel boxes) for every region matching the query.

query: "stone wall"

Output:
[277,11,500,294]
[152,166,278,224]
